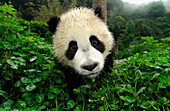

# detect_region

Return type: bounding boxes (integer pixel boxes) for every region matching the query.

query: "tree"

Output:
[0,0,46,20]
[146,1,166,18]
[33,0,77,22]
[76,0,92,7]
[107,0,124,17]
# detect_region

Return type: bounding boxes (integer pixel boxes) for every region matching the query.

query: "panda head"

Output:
[47,7,114,78]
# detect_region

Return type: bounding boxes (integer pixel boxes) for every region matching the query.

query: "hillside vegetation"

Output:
[0,3,170,111]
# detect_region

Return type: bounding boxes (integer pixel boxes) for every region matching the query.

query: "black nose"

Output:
[82,63,98,71]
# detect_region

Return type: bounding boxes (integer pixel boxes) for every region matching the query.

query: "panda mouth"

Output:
[86,73,95,76]
[85,72,99,78]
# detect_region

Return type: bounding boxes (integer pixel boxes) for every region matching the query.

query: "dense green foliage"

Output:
[0,4,169,111]
[19,19,52,43]
[0,4,66,110]
[107,0,170,55]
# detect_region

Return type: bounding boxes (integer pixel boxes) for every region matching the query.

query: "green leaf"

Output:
[14,80,22,87]
[20,86,25,92]
[21,77,31,84]
[26,69,36,73]
[73,88,80,94]
[26,84,36,91]
[158,83,166,88]
[32,77,42,83]
[73,105,81,111]
[67,100,75,109]
[124,101,129,105]
[13,52,24,57]
[120,96,125,100]
[56,78,63,84]
[18,100,26,108]
[48,93,55,99]
[22,93,29,98]
[4,42,13,49]
[135,87,146,96]
[140,101,151,109]
[98,106,104,111]
[0,90,8,99]
[50,88,61,94]
[22,47,30,51]
[151,73,160,80]
[25,97,34,105]
[7,36,16,42]
[6,59,14,66]
[30,56,37,62]
[11,64,18,69]
[35,95,44,103]
[125,96,135,103]
[37,105,46,110]
[2,100,13,110]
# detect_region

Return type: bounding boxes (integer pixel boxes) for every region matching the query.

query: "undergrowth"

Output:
[0,4,169,111]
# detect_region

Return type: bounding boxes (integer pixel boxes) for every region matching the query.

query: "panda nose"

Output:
[81,63,98,71]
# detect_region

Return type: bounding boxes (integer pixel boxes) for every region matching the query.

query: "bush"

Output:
[19,19,52,43]
[0,3,67,110]
[115,36,169,59]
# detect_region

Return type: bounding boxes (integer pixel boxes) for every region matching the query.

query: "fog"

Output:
[122,0,167,4]
[122,0,170,12]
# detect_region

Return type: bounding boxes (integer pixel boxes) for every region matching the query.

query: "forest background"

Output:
[1,0,170,58]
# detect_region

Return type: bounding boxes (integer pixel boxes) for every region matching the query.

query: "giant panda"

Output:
[47,7,115,98]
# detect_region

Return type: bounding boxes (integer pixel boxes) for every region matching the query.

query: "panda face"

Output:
[65,35,105,77]
[49,8,114,78]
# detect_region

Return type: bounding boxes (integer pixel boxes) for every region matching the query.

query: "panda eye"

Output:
[66,41,78,60]
[69,41,78,51]
[89,35,105,53]
[91,39,98,46]
[71,45,77,50]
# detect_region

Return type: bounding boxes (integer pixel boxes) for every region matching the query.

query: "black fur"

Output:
[65,41,78,60]
[89,35,105,53]
[47,16,60,33]
[59,50,114,100]
[96,50,114,80]
[94,6,104,21]
[57,62,85,99]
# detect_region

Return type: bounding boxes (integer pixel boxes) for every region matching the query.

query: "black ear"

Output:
[47,16,60,33]
[94,6,104,21]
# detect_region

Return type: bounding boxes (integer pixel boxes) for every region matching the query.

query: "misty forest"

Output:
[0,0,169,110]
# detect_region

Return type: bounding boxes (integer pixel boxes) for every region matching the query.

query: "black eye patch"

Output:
[89,35,105,53]
[66,41,78,60]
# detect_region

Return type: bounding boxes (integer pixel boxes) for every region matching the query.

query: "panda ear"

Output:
[94,6,104,21]
[47,16,60,33]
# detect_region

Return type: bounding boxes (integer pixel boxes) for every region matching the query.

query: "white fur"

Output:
[73,41,104,77]
[53,8,114,77]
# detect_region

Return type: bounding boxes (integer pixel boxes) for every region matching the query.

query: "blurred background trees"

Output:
[0,0,169,58]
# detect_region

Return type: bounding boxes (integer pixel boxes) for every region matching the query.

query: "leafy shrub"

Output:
[19,19,52,43]
[0,3,169,111]
[0,3,68,110]
[115,36,169,59]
